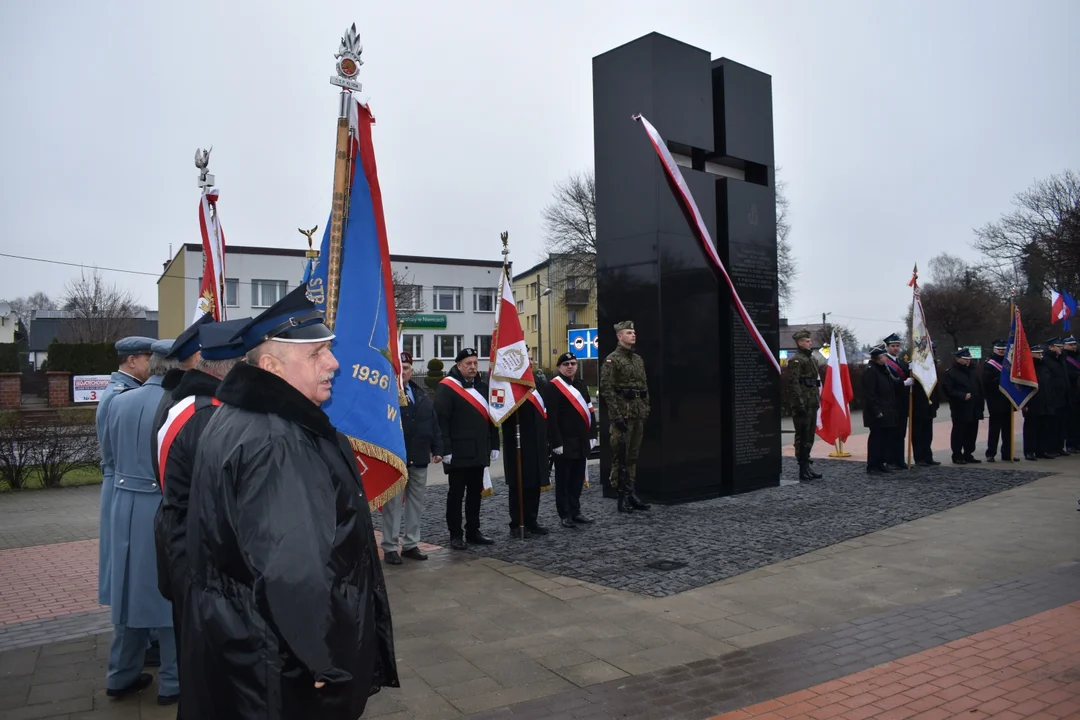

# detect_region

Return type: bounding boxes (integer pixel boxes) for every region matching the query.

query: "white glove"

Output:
[443,454,452,464]
[903,378,914,387]
[553,446,564,456]
[590,439,599,450]
[491,450,500,461]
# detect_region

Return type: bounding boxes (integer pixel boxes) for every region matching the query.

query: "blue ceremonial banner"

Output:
[307,101,406,509]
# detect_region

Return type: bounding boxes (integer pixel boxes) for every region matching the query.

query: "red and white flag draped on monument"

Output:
[192,188,227,323]
[816,330,852,444]
[633,114,780,374]
[488,265,544,426]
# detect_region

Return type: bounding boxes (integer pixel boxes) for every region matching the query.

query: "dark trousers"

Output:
[1043,415,1061,455]
[890,420,908,465]
[1053,407,1069,451]
[446,468,485,539]
[1023,413,1040,456]
[912,417,934,462]
[986,411,1013,459]
[506,482,540,530]
[554,456,587,519]
[792,411,817,462]
[867,427,889,469]
[950,420,978,458]
[1069,405,1080,449]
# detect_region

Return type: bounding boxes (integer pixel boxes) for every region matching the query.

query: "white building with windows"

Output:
[158,244,507,371]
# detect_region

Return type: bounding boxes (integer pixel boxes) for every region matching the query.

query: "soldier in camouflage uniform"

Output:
[783,329,823,481]
[600,321,651,513]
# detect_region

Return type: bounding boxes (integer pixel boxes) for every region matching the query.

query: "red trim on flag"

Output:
[440,377,489,421]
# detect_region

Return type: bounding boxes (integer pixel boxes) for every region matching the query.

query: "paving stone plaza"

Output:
[2,420,1080,719]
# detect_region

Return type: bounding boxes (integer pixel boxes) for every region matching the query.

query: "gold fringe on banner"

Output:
[347,435,408,512]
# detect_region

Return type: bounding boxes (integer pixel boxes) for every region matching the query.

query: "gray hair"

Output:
[197,356,242,379]
[148,354,181,377]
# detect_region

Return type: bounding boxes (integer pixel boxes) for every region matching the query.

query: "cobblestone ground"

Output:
[375,458,1051,597]
[0,485,101,550]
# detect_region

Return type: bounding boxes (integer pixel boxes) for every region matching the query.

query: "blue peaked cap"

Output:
[151,339,175,356]
[199,319,251,360]
[167,313,214,361]
[114,336,155,355]
[230,283,335,352]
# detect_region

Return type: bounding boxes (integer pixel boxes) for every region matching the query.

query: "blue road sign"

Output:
[567,328,599,360]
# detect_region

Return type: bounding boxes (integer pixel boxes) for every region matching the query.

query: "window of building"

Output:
[435,334,463,359]
[473,287,497,313]
[402,334,423,362]
[567,309,579,325]
[528,314,538,331]
[433,286,462,312]
[225,278,239,308]
[474,335,492,359]
[516,300,524,314]
[397,285,422,311]
[251,280,287,308]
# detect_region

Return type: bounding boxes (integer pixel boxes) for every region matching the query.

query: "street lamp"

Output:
[539,286,553,368]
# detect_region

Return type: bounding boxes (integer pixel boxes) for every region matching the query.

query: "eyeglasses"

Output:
[560,361,577,367]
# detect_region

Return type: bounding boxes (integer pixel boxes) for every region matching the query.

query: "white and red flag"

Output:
[488,266,543,426]
[816,330,851,445]
[193,188,227,323]
[837,333,854,408]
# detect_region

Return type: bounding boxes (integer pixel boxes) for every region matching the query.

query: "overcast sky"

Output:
[2,0,1078,346]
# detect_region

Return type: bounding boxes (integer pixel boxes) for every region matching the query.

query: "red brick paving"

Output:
[0,539,100,625]
[0,531,439,628]
[709,601,1080,720]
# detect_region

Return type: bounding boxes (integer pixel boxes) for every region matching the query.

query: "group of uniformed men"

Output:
[95,285,396,719]
[786,329,1080,474]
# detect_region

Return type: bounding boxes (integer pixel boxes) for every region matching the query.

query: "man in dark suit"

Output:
[544,352,599,528]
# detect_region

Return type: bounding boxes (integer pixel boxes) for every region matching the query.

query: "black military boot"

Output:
[627,483,651,511]
[807,455,823,479]
[617,487,634,514]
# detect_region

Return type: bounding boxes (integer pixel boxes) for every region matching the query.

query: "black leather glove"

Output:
[613,418,629,432]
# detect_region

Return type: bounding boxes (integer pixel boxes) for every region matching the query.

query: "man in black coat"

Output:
[501,381,550,538]
[1044,338,1071,455]
[1065,335,1080,452]
[1024,345,1054,460]
[863,347,901,474]
[151,317,248,702]
[181,285,398,720]
[434,347,501,550]
[982,339,1017,462]
[941,348,985,464]
[380,352,443,565]
[882,333,914,469]
[910,342,942,466]
[544,352,598,529]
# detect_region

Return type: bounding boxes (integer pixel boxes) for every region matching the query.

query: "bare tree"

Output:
[391,270,425,322]
[816,322,860,359]
[776,170,797,310]
[972,170,1080,292]
[9,292,56,330]
[61,269,143,343]
[915,253,1005,354]
[541,170,596,291]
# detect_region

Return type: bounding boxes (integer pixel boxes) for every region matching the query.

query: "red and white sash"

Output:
[1068,356,1080,371]
[987,359,1003,372]
[156,396,221,492]
[440,376,489,421]
[552,376,590,428]
[884,356,907,380]
[526,390,547,419]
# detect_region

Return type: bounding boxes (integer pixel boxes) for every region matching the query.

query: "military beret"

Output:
[1063,336,1077,345]
[870,347,886,359]
[114,336,155,355]
[400,351,413,366]
[614,321,635,332]
[455,347,478,363]
[151,339,175,357]
[168,314,215,361]
[792,329,812,341]
[883,333,902,344]
[557,352,577,366]
[954,347,972,359]
[199,318,250,361]
[992,339,1008,350]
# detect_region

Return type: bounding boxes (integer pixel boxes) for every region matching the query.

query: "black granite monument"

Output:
[594,32,781,503]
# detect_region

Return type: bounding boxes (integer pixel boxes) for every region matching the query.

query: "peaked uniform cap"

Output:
[231,283,335,352]
[954,348,972,359]
[992,339,1008,349]
[115,336,155,355]
[1046,337,1063,347]
[883,333,902,344]
[199,318,252,360]
[870,347,887,358]
[168,314,215,361]
[1063,336,1077,345]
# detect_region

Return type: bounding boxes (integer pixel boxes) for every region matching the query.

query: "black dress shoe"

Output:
[1038,453,1056,459]
[450,538,468,550]
[963,456,981,464]
[1025,454,1037,461]
[888,463,908,471]
[985,455,995,463]
[107,673,154,699]
[572,514,593,524]
[157,694,179,706]
[509,527,533,539]
[877,464,892,473]
[952,456,966,465]
[560,518,577,529]
[526,524,549,535]
[401,547,427,561]
[383,551,402,565]
[466,533,495,545]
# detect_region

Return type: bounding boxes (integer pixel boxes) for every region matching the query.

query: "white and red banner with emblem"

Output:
[193,188,227,323]
[488,265,537,426]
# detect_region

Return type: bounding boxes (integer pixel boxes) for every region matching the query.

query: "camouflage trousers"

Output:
[609,419,645,490]
[792,410,818,462]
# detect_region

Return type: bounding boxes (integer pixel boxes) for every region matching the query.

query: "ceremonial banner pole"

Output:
[907,265,917,469]
[1009,291,1016,461]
